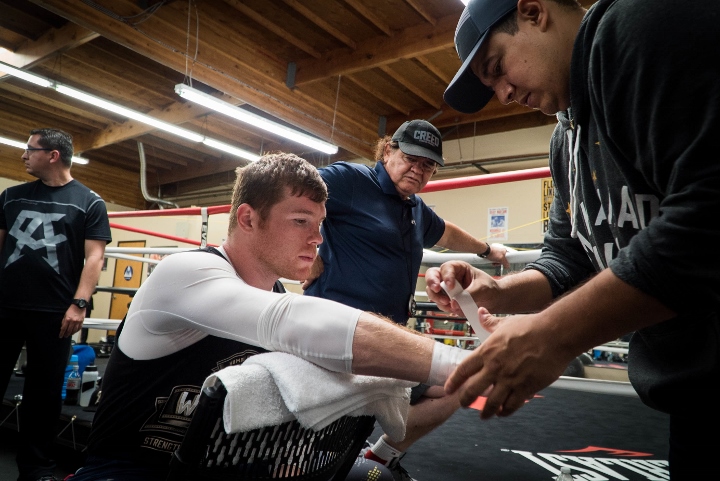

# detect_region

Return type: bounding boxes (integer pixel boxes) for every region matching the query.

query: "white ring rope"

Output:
[96,219,632,397]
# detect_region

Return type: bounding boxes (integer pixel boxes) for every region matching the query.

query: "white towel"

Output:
[202,351,415,442]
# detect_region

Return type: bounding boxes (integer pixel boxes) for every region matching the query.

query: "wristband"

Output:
[478,243,492,258]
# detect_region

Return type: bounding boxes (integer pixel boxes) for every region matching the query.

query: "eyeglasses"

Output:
[24,146,54,153]
[400,153,437,174]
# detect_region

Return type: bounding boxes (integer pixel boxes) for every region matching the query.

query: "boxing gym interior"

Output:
[0,1,670,480]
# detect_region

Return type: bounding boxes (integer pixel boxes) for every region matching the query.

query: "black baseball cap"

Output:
[391,120,444,166]
[444,0,518,114]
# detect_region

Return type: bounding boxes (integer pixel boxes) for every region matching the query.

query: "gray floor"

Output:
[1,364,671,481]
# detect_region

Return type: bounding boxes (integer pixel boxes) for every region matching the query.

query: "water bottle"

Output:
[556,466,573,481]
[80,364,99,407]
[62,354,77,400]
[64,355,81,405]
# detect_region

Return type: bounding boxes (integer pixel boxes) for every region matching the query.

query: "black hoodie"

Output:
[526,0,720,413]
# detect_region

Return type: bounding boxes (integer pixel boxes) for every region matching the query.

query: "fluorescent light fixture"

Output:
[1,134,89,165]
[0,60,259,162]
[202,138,260,161]
[175,84,339,155]
[55,85,205,143]
[0,135,26,149]
[0,62,53,87]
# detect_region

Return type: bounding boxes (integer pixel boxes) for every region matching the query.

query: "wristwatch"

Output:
[71,298,88,309]
[478,243,492,258]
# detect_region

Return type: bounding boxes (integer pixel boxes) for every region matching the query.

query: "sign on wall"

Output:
[541,178,554,234]
[488,207,508,241]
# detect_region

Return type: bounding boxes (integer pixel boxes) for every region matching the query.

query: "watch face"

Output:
[74,299,87,308]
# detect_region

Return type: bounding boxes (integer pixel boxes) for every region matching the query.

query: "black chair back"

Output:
[166,378,375,481]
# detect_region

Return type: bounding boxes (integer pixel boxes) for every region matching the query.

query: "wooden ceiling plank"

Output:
[282,0,357,50]
[151,151,250,186]
[222,0,322,59]
[415,55,452,85]
[403,0,437,26]
[63,44,181,103]
[294,12,456,84]
[387,97,538,134]
[0,82,108,129]
[0,3,49,40]
[378,64,440,109]
[37,55,175,111]
[345,75,410,116]
[343,0,393,37]
[113,139,190,168]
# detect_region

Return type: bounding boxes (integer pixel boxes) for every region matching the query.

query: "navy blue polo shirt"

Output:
[305,161,445,324]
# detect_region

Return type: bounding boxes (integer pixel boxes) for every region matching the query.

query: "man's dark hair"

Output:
[228,152,328,233]
[30,128,74,168]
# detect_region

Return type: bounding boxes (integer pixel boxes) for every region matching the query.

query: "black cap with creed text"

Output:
[391,120,444,166]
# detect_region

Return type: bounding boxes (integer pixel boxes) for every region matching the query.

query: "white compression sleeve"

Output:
[426,342,472,386]
[256,293,360,373]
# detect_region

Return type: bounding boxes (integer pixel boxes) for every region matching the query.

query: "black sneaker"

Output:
[387,456,417,481]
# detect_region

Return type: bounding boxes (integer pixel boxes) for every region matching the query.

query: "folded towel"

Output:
[202,351,415,442]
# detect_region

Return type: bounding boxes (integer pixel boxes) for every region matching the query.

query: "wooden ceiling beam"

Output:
[403,0,437,26]
[415,55,453,85]
[345,75,410,116]
[139,1,376,144]
[294,12,456,84]
[378,64,440,109]
[343,0,393,37]
[282,0,357,50]
[387,97,542,132]
[0,21,98,70]
[27,0,376,158]
[223,0,322,59]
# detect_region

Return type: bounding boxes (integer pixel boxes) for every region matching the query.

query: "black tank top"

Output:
[87,247,285,467]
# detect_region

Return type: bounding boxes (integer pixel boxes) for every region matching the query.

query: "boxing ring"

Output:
[1,166,668,481]
[88,166,634,397]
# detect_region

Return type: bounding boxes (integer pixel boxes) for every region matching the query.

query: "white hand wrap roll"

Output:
[440,280,489,342]
[427,341,473,386]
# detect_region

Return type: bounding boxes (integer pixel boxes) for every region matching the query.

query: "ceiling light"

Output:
[0,136,26,149]
[55,85,205,143]
[175,84,339,155]
[203,138,260,161]
[0,63,53,87]
[1,135,89,165]
[0,60,258,162]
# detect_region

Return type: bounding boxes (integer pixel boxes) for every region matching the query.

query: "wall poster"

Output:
[487,207,508,241]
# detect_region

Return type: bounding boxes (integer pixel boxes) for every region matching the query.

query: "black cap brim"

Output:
[443,32,495,114]
[397,141,444,167]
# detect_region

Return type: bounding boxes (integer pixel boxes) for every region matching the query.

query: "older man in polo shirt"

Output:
[304,120,508,480]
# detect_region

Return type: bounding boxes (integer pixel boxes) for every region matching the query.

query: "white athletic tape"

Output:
[440,281,489,343]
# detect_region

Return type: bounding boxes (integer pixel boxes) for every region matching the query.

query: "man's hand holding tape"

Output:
[425,261,559,418]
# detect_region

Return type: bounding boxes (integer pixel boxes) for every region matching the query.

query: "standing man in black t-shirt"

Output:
[0,128,112,481]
